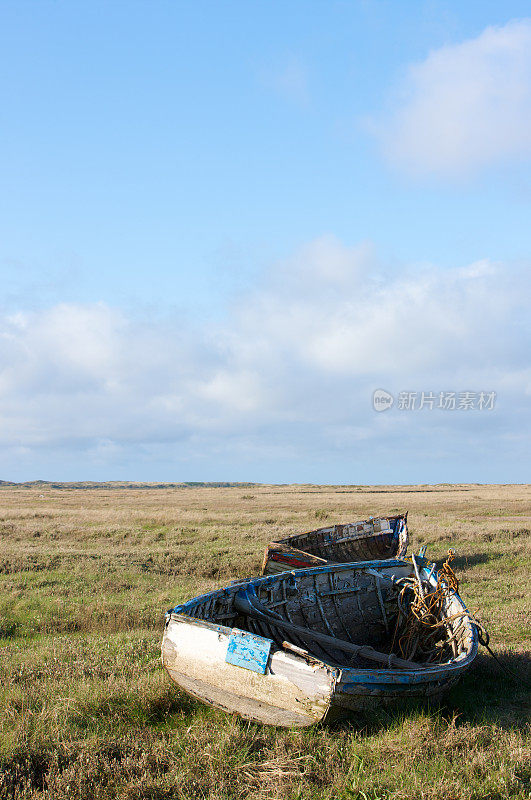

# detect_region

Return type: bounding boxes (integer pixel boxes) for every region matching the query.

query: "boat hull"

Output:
[162,559,478,727]
[262,515,409,575]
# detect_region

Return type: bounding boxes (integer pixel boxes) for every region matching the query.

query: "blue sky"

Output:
[1,1,530,482]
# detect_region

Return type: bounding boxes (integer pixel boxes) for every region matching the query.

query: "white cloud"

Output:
[0,238,529,478]
[371,19,531,176]
[196,370,268,414]
[229,239,523,378]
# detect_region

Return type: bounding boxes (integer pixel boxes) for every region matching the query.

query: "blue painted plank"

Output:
[341,667,452,684]
[225,630,272,674]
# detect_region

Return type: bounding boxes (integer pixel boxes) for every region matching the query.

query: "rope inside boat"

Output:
[390,550,529,686]
[391,550,469,663]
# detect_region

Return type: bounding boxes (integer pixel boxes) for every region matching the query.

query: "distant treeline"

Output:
[0,480,260,490]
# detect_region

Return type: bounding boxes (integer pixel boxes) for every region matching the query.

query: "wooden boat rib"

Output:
[162,557,478,727]
[262,514,409,575]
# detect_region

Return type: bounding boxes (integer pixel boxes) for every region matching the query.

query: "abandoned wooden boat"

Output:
[162,556,478,727]
[262,514,409,575]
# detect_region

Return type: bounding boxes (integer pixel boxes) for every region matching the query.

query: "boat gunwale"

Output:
[166,558,408,617]
[276,514,407,547]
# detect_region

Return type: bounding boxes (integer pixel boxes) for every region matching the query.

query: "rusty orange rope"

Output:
[392,550,464,663]
[390,551,525,684]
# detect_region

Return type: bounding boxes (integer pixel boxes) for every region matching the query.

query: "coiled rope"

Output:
[391,550,523,684]
[391,549,464,662]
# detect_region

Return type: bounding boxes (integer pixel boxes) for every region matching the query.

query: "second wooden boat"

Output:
[262,514,409,575]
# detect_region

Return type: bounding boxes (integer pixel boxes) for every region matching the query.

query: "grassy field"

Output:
[0,483,529,800]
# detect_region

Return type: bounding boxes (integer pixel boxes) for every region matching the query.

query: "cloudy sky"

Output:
[1,1,529,483]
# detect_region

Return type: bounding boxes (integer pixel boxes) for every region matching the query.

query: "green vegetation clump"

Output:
[0,484,529,799]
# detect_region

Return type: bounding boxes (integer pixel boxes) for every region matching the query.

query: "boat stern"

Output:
[162,613,338,727]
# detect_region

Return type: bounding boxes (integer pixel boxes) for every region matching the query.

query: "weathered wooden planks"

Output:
[262,515,409,575]
[162,558,478,727]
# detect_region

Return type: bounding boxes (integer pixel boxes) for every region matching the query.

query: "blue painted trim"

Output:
[168,558,409,615]
[340,666,455,684]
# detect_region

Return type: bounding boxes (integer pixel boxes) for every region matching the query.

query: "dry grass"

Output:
[0,483,529,799]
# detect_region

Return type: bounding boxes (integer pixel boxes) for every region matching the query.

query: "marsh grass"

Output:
[0,484,529,799]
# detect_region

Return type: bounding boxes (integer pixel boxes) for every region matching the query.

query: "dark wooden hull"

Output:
[262,514,408,575]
